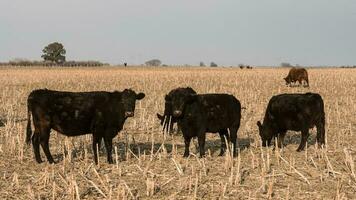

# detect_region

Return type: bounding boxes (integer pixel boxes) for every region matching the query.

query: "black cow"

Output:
[168,92,241,157]
[257,93,325,151]
[156,87,197,134]
[26,89,145,164]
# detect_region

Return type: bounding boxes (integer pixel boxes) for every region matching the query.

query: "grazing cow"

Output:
[156,87,197,134]
[257,93,325,151]
[168,92,241,157]
[26,89,145,164]
[284,67,309,87]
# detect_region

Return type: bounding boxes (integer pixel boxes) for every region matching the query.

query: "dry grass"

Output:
[0,66,355,199]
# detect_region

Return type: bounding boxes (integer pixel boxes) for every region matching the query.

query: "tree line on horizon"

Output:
[0,42,108,67]
[1,42,353,68]
[0,42,224,67]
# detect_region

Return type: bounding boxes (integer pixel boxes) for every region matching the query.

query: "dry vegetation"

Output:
[0,66,355,199]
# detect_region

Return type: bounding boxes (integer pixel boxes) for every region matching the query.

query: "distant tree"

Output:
[41,42,66,64]
[145,59,161,66]
[124,62,127,67]
[281,62,293,68]
[238,64,245,69]
[199,62,205,67]
[210,62,218,67]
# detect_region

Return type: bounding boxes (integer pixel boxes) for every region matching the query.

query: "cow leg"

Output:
[316,118,326,148]
[169,120,174,134]
[297,128,309,152]
[92,134,103,164]
[103,136,113,164]
[32,129,42,163]
[197,132,206,158]
[229,126,239,157]
[39,127,55,164]
[298,79,302,86]
[183,136,191,157]
[218,129,229,156]
[163,116,170,133]
[277,131,286,148]
[177,124,182,134]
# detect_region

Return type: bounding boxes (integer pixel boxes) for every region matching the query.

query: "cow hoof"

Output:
[183,153,189,158]
[48,160,57,164]
[218,152,225,156]
[296,148,303,152]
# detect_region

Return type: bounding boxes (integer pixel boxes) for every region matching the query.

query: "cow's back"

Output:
[198,94,241,131]
[268,93,324,129]
[287,67,308,81]
[28,89,111,135]
[295,68,308,79]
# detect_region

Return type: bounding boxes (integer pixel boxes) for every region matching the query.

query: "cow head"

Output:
[156,113,165,125]
[257,121,273,147]
[167,93,197,118]
[164,87,197,117]
[284,77,291,85]
[120,89,145,117]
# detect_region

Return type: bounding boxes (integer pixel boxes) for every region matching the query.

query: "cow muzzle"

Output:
[125,112,134,117]
[173,110,182,117]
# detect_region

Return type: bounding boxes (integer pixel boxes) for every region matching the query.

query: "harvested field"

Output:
[0,67,355,199]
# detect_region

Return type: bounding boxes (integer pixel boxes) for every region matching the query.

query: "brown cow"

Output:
[284,67,309,87]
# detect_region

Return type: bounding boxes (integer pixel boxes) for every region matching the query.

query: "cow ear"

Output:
[157,113,164,120]
[136,93,145,100]
[186,94,198,103]
[165,95,171,101]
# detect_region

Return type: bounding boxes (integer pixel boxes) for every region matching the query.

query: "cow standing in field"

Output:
[284,67,309,87]
[156,87,197,134]
[26,89,145,164]
[257,93,325,151]
[168,92,241,157]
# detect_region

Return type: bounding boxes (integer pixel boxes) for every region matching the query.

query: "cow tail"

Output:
[26,98,32,145]
[320,95,325,122]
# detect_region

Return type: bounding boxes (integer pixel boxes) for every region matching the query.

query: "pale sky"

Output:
[0,0,355,66]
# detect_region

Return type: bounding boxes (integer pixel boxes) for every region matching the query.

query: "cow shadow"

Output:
[205,137,254,155]
[49,136,254,163]
[122,141,184,156]
[52,149,82,163]
[282,132,317,147]
[0,118,27,127]
[288,84,309,88]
